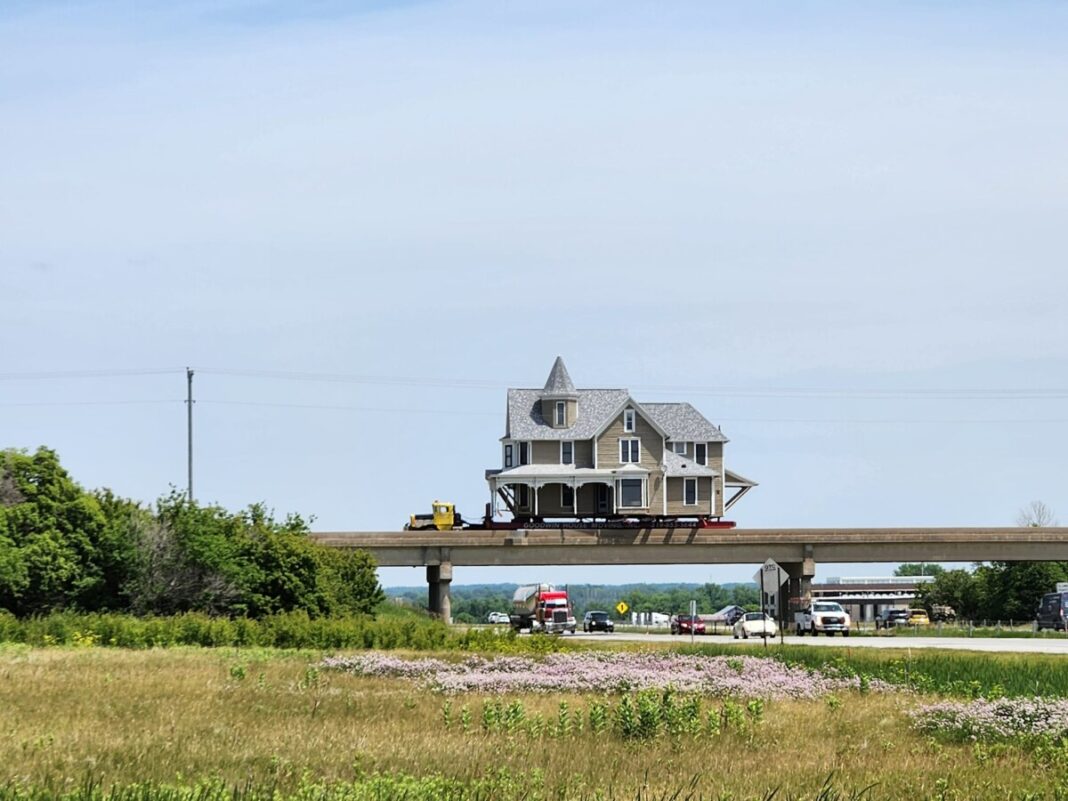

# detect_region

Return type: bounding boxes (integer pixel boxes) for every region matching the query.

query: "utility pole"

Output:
[186,367,194,502]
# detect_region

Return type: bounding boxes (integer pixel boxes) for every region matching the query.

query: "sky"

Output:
[3,1,1067,588]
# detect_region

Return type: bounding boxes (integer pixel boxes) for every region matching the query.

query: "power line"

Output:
[0,399,179,408]
[4,364,1068,400]
[0,368,181,381]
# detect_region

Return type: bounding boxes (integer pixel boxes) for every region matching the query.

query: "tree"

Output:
[895,563,945,577]
[1017,501,1058,528]
[916,569,982,618]
[0,448,137,615]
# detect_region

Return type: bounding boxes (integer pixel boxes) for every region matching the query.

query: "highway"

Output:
[568,631,1068,654]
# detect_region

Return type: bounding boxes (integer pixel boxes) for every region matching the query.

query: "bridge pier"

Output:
[779,551,815,630]
[427,563,453,625]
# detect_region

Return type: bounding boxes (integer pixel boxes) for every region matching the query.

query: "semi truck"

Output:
[511,583,577,634]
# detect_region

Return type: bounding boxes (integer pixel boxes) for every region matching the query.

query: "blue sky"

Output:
[3,1,1067,587]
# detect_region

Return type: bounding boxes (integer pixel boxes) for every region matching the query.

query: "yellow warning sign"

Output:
[615,601,629,615]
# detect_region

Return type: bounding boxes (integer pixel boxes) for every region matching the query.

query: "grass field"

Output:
[4,644,1068,801]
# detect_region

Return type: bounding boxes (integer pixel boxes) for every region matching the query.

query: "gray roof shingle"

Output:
[506,388,629,440]
[643,403,728,443]
[542,356,578,396]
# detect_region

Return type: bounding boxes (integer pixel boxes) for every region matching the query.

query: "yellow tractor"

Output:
[406,501,463,531]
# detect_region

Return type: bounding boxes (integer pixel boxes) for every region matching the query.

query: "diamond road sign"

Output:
[753,559,789,588]
[615,601,629,615]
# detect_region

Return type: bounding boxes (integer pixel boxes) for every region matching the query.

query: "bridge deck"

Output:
[309,527,1068,566]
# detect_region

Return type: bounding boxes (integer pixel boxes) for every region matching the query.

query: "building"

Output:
[485,357,756,523]
[810,575,935,623]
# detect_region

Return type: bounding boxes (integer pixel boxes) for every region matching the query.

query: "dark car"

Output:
[583,610,615,633]
[670,614,706,635]
[875,609,910,630]
[1036,592,1068,631]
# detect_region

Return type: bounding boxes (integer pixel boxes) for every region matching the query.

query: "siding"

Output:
[538,398,579,428]
[596,409,664,511]
[664,477,715,516]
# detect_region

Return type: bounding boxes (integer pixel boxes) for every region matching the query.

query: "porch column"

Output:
[427,562,454,625]
[533,483,539,516]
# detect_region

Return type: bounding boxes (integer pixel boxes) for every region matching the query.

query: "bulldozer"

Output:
[406,500,464,531]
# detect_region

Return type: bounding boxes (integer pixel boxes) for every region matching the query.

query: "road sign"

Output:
[1057,582,1068,594]
[753,558,789,588]
[616,601,629,615]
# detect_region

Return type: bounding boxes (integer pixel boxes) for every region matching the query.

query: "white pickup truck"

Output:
[795,601,851,637]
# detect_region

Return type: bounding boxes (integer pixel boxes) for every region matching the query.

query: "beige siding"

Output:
[596,409,664,511]
[539,398,579,428]
[664,477,716,516]
[573,439,594,468]
[531,440,559,464]
[597,409,664,468]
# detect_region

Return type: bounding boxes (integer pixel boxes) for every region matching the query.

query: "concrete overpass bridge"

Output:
[309,527,1068,624]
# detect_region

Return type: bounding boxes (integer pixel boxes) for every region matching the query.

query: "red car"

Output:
[670,614,706,635]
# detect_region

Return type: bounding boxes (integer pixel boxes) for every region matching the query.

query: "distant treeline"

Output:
[387,582,761,623]
[0,448,384,619]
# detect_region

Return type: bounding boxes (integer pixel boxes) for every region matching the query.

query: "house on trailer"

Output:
[485,357,757,523]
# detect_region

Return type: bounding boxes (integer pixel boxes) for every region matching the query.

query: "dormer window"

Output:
[671,441,687,455]
[623,408,636,432]
[555,401,566,426]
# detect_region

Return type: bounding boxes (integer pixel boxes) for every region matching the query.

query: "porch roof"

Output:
[487,464,649,486]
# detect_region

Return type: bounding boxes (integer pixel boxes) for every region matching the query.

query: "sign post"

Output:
[690,599,697,645]
[752,559,790,649]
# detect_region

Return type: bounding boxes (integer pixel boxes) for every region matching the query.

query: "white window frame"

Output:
[555,400,566,426]
[504,443,514,468]
[560,440,574,465]
[618,478,645,508]
[670,441,687,455]
[623,408,636,433]
[683,477,698,506]
[694,442,707,466]
[560,484,574,508]
[619,438,640,464]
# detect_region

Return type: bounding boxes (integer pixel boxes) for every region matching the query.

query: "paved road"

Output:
[570,631,1068,654]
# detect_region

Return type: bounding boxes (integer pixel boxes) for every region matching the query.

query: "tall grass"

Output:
[1,648,1065,800]
[681,641,1068,698]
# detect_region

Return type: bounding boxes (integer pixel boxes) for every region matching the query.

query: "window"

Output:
[518,484,530,508]
[619,478,643,508]
[518,442,530,465]
[560,441,574,465]
[623,408,636,432]
[684,478,698,506]
[695,443,707,466]
[619,438,640,463]
[561,485,574,507]
[671,441,687,455]
[504,444,514,468]
[555,401,566,426]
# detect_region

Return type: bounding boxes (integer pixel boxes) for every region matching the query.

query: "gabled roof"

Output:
[643,403,728,443]
[542,356,578,397]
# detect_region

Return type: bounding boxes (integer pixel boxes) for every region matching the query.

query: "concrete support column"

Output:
[427,563,453,625]
[779,551,816,628]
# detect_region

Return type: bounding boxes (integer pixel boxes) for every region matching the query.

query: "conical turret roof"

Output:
[542,356,577,397]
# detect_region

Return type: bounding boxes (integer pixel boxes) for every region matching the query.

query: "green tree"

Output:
[916,569,981,618]
[894,563,946,577]
[0,448,138,615]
